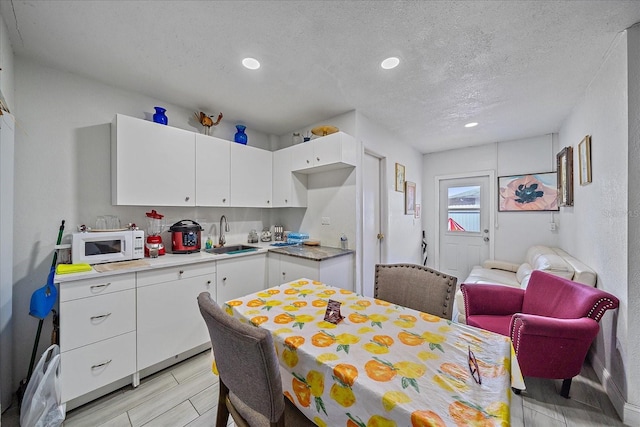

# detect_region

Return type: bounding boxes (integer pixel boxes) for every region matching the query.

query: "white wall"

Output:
[0,11,14,110]
[356,112,423,264]
[422,135,559,268]
[10,57,276,390]
[558,29,636,422]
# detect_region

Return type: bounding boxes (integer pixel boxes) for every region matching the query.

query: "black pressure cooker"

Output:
[170,220,203,253]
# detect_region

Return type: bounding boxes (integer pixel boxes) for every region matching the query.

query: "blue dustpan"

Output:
[29,266,58,319]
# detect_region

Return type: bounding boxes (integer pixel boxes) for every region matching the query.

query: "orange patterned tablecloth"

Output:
[225,279,522,427]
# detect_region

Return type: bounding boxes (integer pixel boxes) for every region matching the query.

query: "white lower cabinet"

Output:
[60,332,136,403]
[136,263,215,370]
[268,253,354,290]
[59,273,136,403]
[217,253,267,302]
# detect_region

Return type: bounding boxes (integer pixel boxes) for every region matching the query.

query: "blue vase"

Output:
[153,107,168,125]
[234,125,248,145]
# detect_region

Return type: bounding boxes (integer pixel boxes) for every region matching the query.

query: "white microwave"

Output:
[72,230,145,264]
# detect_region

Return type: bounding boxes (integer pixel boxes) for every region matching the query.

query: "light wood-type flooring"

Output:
[1,350,628,426]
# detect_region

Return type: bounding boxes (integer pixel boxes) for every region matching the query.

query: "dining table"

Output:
[224,278,524,427]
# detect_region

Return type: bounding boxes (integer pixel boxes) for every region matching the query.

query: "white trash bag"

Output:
[20,344,65,427]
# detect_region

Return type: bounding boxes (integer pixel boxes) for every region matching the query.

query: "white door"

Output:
[437,174,493,282]
[363,152,383,297]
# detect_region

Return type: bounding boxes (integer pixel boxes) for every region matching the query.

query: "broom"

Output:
[17,220,65,405]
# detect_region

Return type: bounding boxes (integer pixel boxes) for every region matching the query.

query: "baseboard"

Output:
[590,351,640,426]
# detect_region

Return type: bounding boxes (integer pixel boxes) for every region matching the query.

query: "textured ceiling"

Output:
[2,1,640,153]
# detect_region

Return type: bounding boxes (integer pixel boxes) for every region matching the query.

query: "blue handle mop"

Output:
[26,220,64,380]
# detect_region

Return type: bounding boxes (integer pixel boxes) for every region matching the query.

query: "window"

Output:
[447,186,480,232]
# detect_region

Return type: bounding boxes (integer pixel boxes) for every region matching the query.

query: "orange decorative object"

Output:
[311,125,339,136]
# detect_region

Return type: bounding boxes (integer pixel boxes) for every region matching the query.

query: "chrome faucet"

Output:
[219,215,230,246]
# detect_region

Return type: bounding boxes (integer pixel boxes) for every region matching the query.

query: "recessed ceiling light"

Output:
[242,57,260,70]
[465,122,479,128]
[381,57,400,69]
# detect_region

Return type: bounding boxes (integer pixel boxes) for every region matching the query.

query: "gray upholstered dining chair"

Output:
[197,292,314,427]
[374,264,457,320]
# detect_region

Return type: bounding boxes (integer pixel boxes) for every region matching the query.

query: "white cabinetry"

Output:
[112,114,195,206]
[136,263,215,370]
[217,254,267,302]
[196,134,230,206]
[268,253,354,290]
[59,274,137,403]
[272,148,307,207]
[290,132,356,173]
[230,144,272,207]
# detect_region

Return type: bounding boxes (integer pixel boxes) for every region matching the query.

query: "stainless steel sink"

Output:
[205,244,260,255]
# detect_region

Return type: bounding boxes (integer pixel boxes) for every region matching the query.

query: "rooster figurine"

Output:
[194,111,223,136]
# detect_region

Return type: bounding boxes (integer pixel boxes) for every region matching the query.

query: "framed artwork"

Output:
[405,181,416,214]
[414,203,421,219]
[498,172,559,212]
[557,146,574,206]
[579,135,592,185]
[395,163,405,192]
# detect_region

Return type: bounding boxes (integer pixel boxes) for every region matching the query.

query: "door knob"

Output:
[377,233,384,240]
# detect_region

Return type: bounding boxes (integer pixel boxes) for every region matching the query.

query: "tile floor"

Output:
[1,350,628,426]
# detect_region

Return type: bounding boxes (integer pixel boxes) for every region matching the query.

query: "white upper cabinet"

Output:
[230,143,272,207]
[112,114,195,206]
[272,148,307,208]
[195,134,230,206]
[290,132,356,173]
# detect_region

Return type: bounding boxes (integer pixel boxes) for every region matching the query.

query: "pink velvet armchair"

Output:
[461,270,619,398]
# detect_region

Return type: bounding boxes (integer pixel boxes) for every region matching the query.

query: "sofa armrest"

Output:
[461,283,525,316]
[482,259,520,272]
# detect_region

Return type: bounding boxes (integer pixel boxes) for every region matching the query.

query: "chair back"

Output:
[374,264,457,319]
[197,292,285,423]
[522,270,619,321]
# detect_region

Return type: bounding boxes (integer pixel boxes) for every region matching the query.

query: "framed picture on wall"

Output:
[405,181,416,214]
[414,203,421,219]
[557,146,574,206]
[395,163,405,192]
[579,135,592,185]
[498,172,559,211]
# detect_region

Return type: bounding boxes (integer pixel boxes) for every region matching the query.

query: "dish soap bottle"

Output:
[205,235,213,250]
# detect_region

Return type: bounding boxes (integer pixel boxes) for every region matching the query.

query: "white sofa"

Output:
[454,245,597,323]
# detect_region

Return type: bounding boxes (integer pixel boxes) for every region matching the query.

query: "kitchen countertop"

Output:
[54,243,353,283]
[268,245,353,261]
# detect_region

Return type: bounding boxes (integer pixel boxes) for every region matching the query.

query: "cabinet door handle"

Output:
[222,198,226,203]
[90,283,110,290]
[206,280,212,285]
[267,200,270,204]
[282,272,286,276]
[179,270,184,275]
[90,313,112,320]
[316,157,320,162]
[222,277,227,282]
[284,199,288,203]
[91,360,112,369]
[306,159,310,164]
[185,196,190,202]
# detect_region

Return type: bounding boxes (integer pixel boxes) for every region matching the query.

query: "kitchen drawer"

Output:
[60,289,135,351]
[137,262,216,288]
[59,273,135,302]
[60,331,136,403]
